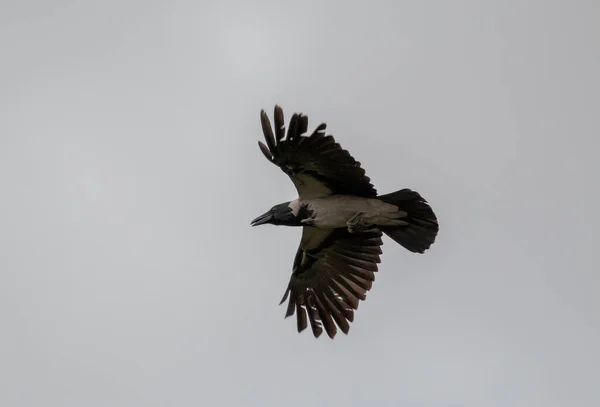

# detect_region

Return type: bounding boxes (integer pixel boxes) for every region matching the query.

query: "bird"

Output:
[251,105,439,338]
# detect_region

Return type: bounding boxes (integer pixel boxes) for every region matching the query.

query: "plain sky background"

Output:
[1,1,599,406]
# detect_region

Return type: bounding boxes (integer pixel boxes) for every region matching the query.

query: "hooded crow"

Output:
[252,105,439,338]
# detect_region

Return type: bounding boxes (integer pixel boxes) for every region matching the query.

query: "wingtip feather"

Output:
[260,109,277,152]
[296,304,308,332]
[258,141,273,162]
[274,105,285,141]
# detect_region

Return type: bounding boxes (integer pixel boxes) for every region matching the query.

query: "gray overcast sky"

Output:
[1,1,599,406]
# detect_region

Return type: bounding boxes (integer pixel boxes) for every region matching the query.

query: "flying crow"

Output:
[252,106,439,338]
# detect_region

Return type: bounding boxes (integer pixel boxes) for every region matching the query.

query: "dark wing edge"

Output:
[258,105,378,198]
[279,227,384,338]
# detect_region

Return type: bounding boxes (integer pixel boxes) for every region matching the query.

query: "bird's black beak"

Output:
[251,211,273,227]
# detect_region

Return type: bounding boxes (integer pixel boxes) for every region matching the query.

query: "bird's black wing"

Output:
[258,105,377,199]
[279,226,384,338]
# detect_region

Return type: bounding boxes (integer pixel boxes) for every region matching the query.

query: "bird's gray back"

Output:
[300,196,399,229]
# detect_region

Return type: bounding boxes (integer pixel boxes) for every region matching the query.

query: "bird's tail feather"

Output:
[377,189,439,253]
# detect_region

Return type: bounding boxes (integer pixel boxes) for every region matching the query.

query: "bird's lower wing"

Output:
[279,226,383,338]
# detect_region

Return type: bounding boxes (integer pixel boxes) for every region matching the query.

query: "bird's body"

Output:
[252,105,439,338]
[287,196,406,230]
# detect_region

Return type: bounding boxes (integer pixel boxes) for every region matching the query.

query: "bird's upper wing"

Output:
[279,226,384,338]
[258,105,377,199]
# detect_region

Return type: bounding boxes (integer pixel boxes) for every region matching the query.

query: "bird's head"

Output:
[251,202,299,227]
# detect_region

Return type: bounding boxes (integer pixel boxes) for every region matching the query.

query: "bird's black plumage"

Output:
[280,226,383,338]
[253,105,439,339]
[258,108,377,199]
